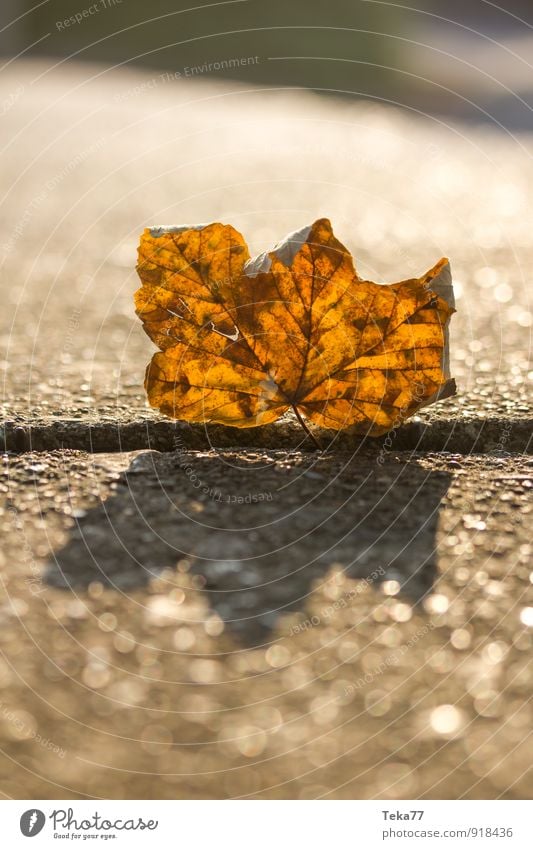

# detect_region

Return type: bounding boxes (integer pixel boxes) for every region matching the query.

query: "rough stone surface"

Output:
[1,414,531,455]
[0,60,531,801]
[0,449,531,799]
[0,62,531,449]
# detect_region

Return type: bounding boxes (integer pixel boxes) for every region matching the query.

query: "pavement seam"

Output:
[1,416,531,455]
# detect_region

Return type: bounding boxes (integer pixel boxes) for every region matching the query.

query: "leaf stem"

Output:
[291,404,322,450]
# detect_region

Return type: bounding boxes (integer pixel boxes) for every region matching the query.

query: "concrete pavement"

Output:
[0,60,531,799]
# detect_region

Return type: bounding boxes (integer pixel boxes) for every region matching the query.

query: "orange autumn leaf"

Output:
[135,219,455,437]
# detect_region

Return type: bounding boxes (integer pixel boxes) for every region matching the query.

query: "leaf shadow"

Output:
[45,449,452,645]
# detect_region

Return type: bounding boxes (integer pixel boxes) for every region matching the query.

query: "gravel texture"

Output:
[0,448,531,799]
[0,62,531,447]
[0,60,531,800]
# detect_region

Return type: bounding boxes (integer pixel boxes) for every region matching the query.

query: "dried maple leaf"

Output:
[135,219,455,442]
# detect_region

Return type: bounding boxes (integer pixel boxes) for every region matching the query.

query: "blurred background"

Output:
[0,0,531,803]
[2,0,533,129]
